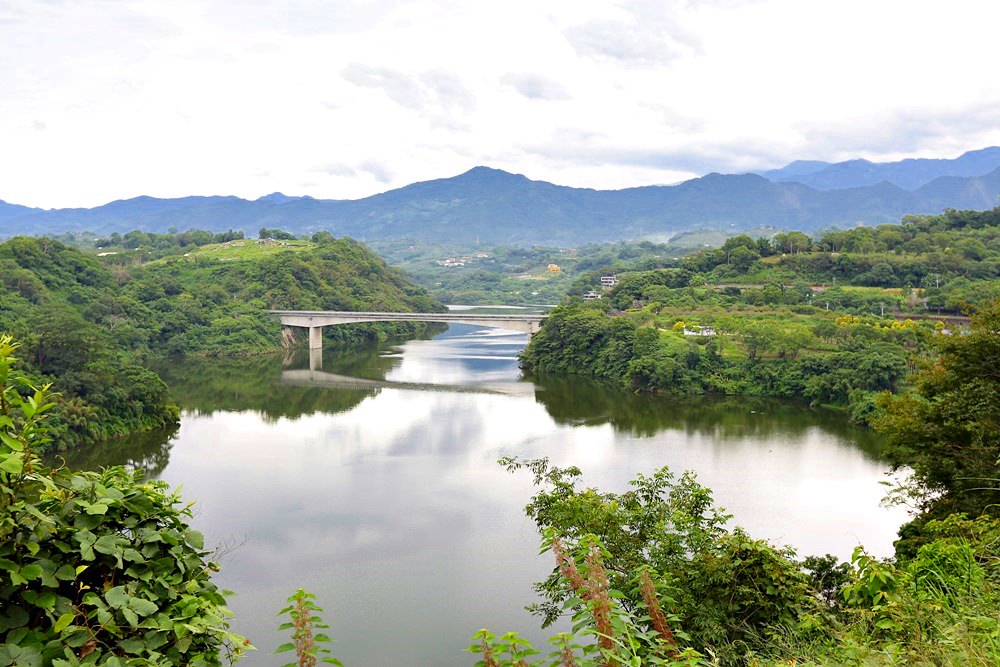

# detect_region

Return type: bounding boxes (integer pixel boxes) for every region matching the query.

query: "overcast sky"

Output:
[3,0,999,208]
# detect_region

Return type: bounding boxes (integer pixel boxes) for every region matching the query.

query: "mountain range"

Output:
[757,147,1000,190]
[4,148,1000,245]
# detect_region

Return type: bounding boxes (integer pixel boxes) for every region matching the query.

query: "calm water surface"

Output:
[70,324,909,666]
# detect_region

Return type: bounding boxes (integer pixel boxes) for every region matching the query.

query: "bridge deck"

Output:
[270,310,547,347]
[269,310,545,322]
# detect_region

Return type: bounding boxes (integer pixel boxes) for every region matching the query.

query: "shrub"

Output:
[0,335,249,665]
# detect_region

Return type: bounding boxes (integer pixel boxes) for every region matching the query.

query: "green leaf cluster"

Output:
[499,458,825,666]
[0,336,250,665]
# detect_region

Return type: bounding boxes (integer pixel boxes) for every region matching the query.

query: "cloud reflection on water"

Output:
[87,323,908,666]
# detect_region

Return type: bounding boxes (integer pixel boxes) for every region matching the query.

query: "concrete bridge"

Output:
[270,310,546,349]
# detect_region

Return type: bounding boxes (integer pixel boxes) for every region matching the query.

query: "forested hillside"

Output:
[0,235,442,451]
[522,207,1000,421]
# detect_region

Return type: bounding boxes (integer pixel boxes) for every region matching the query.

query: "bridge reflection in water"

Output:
[280,346,535,396]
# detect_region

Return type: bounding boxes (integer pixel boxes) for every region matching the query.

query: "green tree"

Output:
[500,458,824,666]
[728,246,760,273]
[875,300,1000,524]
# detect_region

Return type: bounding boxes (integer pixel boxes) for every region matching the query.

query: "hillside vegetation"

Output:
[523,207,1000,424]
[0,234,442,451]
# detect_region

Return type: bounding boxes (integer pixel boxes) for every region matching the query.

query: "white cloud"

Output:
[500,73,571,101]
[342,63,426,108]
[1,0,999,207]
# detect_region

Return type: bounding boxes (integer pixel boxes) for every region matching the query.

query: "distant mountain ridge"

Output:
[758,147,1000,190]
[0,199,42,223]
[4,153,1000,246]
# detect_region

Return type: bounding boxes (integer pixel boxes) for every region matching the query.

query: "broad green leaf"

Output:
[118,638,145,654]
[186,531,204,550]
[105,586,129,609]
[54,564,77,580]
[26,590,56,610]
[54,612,76,633]
[0,455,23,474]
[129,597,159,617]
[0,431,23,450]
[93,535,120,555]
[122,606,139,628]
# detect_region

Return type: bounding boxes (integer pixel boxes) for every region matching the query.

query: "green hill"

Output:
[0,235,442,451]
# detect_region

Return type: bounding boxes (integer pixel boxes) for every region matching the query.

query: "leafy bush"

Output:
[499,458,827,666]
[0,336,249,665]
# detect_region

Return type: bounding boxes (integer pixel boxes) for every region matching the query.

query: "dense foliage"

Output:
[0,233,442,451]
[498,458,824,666]
[0,238,179,450]
[523,208,1000,421]
[874,300,1000,550]
[606,206,1000,316]
[377,206,1000,307]
[520,301,922,420]
[109,237,442,357]
[0,337,249,665]
[470,463,1000,666]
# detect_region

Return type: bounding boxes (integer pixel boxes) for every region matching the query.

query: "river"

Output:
[66,322,909,666]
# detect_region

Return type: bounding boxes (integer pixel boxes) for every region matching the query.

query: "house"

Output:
[600,275,619,288]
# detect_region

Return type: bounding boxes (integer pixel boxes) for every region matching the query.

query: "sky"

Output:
[2,0,1000,209]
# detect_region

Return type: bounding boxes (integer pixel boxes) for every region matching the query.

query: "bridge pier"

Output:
[309,326,323,350]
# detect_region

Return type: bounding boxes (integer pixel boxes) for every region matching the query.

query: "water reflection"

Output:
[148,350,383,422]
[71,323,908,667]
[531,377,887,459]
[55,424,179,476]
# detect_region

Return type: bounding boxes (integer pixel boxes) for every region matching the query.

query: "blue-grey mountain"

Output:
[758,147,1000,190]
[4,157,1000,245]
